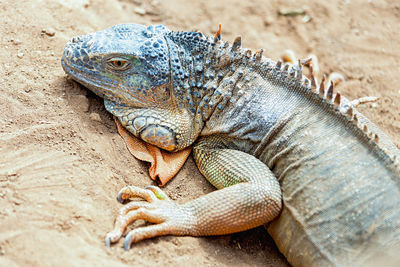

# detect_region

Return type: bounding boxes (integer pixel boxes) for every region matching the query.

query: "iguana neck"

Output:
[165,30,260,125]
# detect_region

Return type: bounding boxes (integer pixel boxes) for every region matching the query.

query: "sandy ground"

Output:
[1,0,399,266]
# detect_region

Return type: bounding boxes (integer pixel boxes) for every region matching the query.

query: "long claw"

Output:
[351,96,378,107]
[124,233,133,251]
[116,191,129,204]
[105,230,122,248]
[105,236,111,248]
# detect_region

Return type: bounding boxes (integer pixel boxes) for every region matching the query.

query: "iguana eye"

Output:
[106,58,130,70]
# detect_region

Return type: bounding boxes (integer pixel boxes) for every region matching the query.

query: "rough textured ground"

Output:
[1,0,399,266]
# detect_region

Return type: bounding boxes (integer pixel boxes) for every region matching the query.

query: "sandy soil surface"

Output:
[1,0,399,266]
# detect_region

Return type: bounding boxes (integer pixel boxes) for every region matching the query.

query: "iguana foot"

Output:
[105,185,193,250]
[114,118,192,186]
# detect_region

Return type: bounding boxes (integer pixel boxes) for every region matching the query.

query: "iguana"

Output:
[61,23,400,266]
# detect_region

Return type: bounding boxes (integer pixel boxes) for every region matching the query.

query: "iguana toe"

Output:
[123,224,172,250]
[145,185,170,200]
[116,185,159,203]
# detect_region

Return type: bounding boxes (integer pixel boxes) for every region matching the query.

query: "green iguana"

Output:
[61,23,400,266]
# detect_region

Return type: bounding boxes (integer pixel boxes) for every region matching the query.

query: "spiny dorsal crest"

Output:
[195,25,383,147]
[254,49,263,61]
[269,54,382,147]
[232,36,242,52]
[213,24,222,43]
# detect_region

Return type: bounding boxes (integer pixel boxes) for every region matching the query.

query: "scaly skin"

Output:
[62,24,400,266]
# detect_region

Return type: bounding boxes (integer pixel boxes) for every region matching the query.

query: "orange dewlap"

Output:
[114,117,192,186]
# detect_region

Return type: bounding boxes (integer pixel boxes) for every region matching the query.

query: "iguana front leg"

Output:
[105,137,282,249]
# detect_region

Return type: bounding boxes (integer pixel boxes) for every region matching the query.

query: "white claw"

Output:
[351,96,379,107]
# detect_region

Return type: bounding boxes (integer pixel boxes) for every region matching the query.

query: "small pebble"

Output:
[302,15,311,23]
[12,198,23,205]
[11,39,22,45]
[279,8,305,16]
[42,28,56,37]
[134,7,146,15]
[17,53,24,59]
[73,95,89,112]
[264,16,274,26]
[352,28,360,35]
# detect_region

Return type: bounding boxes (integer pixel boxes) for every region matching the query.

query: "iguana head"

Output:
[62,24,213,151]
[61,24,172,107]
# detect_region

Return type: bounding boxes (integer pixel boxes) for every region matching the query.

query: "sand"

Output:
[1,0,399,266]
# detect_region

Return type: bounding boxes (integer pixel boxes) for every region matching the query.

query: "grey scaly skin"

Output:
[62,24,400,266]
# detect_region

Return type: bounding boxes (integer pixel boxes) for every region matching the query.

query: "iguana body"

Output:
[61,24,400,266]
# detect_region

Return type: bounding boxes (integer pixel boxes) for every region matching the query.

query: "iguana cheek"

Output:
[140,125,176,151]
